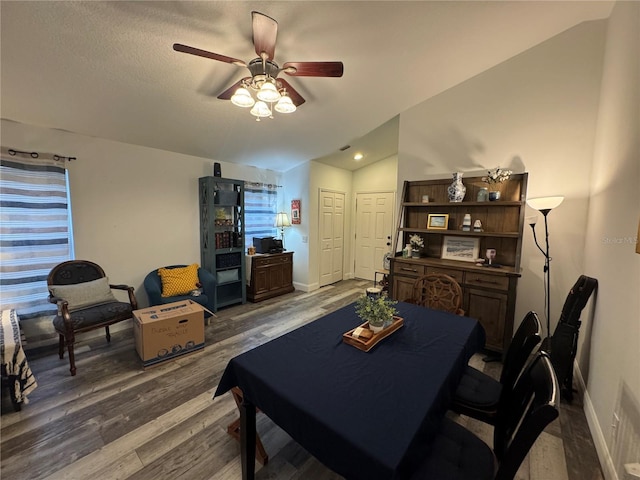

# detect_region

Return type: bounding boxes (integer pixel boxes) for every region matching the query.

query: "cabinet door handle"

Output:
[401,267,418,272]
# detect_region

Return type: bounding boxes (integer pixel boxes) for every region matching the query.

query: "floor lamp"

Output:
[527,196,564,348]
[274,212,291,250]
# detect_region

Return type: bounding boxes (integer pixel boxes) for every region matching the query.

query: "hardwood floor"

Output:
[1,279,603,480]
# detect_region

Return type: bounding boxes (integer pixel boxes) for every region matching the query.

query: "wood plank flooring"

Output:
[1,279,603,479]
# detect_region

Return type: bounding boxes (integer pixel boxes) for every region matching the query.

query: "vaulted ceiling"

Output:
[0,1,613,172]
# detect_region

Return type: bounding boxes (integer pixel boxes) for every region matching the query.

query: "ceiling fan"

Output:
[173,11,344,120]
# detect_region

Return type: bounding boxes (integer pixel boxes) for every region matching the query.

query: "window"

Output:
[244,182,278,245]
[0,149,74,321]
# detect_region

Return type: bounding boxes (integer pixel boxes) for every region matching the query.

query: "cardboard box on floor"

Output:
[133,300,212,368]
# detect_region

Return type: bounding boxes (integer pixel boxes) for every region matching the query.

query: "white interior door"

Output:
[319,190,345,287]
[354,192,395,280]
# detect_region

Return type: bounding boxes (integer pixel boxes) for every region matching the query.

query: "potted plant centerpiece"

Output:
[354,294,398,333]
[409,234,424,258]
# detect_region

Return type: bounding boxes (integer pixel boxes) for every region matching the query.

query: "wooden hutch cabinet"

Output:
[389,173,528,353]
[247,252,294,302]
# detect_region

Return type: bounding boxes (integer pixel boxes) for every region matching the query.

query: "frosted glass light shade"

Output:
[256,81,281,102]
[274,212,291,228]
[250,100,271,118]
[231,87,255,108]
[527,196,564,212]
[274,94,296,113]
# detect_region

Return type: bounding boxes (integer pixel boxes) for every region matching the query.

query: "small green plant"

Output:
[354,294,398,327]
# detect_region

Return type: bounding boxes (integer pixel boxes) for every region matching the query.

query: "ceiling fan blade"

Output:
[252,11,278,60]
[173,43,246,67]
[276,79,306,107]
[217,78,251,100]
[282,61,344,77]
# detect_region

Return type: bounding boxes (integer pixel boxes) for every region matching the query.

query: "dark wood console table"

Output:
[246,252,294,302]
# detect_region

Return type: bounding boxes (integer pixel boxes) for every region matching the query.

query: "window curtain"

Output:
[0,147,73,321]
[244,181,278,243]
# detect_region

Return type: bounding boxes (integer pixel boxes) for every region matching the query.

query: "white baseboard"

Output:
[574,362,619,480]
[293,281,318,292]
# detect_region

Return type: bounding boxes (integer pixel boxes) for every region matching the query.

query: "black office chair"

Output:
[452,311,542,424]
[411,352,559,480]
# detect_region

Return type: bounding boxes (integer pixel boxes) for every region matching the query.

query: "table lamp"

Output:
[527,195,564,346]
[274,212,291,249]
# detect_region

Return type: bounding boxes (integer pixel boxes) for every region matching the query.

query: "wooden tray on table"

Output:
[342,316,404,352]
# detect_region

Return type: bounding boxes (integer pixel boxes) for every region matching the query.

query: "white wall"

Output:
[1,119,280,345]
[352,154,398,193]
[283,161,311,291]
[582,2,640,478]
[398,20,606,336]
[308,161,353,289]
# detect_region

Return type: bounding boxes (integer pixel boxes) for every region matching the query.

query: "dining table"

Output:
[214,301,485,480]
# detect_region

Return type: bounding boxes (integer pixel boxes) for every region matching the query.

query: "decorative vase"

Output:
[477,188,489,202]
[447,172,466,202]
[489,191,501,201]
[411,249,421,258]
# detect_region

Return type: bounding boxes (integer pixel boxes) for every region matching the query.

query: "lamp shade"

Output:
[256,81,281,102]
[250,100,272,118]
[274,94,296,114]
[274,212,291,228]
[527,196,564,212]
[231,87,255,108]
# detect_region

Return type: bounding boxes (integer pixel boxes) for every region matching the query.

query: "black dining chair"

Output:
[411,352,559,480]
[451,311,542,424]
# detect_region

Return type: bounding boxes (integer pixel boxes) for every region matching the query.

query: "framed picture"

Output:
[427,213,449,230]
[291,199,301,225]
[441,236,480,262]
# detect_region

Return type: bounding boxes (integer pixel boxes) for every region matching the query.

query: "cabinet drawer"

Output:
[253,254,291,267]
[427,267,463,284]
[392,262,426,277]
[465,272,509,291]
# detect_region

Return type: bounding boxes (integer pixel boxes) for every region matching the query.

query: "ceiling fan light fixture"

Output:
[274,93,296,114]
[256,80,281,102]
[250,100,272,119]
[230,87,255,108]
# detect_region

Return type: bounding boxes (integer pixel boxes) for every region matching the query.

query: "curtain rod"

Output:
[244,181,282,188]
[7,148,76,162]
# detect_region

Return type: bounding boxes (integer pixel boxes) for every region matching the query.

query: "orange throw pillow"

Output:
[157,264,199,297]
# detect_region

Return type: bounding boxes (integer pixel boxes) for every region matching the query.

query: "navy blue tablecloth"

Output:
[215,301,485,479]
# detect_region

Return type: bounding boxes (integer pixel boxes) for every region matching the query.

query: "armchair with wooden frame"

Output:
[47,260,138,376]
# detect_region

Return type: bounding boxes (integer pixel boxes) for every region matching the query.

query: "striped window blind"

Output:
[244,181,278,244]
[0,149,74,321]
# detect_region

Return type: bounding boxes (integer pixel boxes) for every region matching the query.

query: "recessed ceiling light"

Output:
[354,153,364,161]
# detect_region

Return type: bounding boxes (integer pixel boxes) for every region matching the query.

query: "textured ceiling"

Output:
[0,1,613,172]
